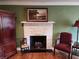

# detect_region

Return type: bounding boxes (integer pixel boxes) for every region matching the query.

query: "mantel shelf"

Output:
[21,21,55,24]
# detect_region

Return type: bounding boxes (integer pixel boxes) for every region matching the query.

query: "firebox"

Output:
[30,36,46,50]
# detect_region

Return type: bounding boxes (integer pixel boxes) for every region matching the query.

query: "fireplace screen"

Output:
[30,36,46,50]
[35,42,42,48]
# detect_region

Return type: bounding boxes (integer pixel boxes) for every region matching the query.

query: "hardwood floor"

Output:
[9,52,79,59]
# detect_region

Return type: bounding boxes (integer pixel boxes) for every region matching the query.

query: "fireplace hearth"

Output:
[30,36,46,50]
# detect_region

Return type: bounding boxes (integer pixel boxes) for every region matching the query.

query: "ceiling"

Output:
[0,0,79,2]
[0,0,79,5]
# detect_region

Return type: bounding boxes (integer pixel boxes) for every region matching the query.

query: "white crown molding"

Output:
[0,1,79,5]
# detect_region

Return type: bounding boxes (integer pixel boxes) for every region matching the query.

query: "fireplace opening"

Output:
[30,36,46,50]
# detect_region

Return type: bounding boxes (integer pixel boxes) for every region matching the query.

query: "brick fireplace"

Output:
[21,21,55,50]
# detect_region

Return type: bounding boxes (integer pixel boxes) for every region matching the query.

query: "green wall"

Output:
[0,5,78,47]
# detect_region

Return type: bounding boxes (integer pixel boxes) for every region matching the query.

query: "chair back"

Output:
[20,38,27,46]
[60,32,72,45]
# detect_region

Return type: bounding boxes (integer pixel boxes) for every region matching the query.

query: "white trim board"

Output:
[0,1,79,5]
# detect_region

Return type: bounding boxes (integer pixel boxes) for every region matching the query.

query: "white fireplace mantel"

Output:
[21,21,55,24]
[21,21,55,50]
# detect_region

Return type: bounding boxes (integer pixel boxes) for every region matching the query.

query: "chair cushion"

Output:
[54,43,71,53]
[21,44,29,48]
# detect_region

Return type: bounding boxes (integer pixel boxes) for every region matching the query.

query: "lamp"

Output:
[74,20,79,44]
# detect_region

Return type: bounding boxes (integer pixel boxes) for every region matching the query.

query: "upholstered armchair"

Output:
[20,38,29,52]
[54,32,72,59]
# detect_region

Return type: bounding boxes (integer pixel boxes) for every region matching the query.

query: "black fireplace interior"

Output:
[30,36,46,50]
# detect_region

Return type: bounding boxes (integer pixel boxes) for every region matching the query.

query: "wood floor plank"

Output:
[9,52,79,59]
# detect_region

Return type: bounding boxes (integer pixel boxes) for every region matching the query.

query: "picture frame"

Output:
[26,8,48,22]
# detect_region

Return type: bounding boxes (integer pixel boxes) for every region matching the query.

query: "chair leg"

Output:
[54,48,55,55]
[21,48,22,52]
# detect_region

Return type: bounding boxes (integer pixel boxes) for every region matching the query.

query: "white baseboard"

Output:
[17,47,21,51]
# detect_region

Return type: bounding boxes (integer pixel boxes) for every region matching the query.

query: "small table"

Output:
[71,44,79,59]
[72,45,79,54]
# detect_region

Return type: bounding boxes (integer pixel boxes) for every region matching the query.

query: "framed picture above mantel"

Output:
[26,8,48,22]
